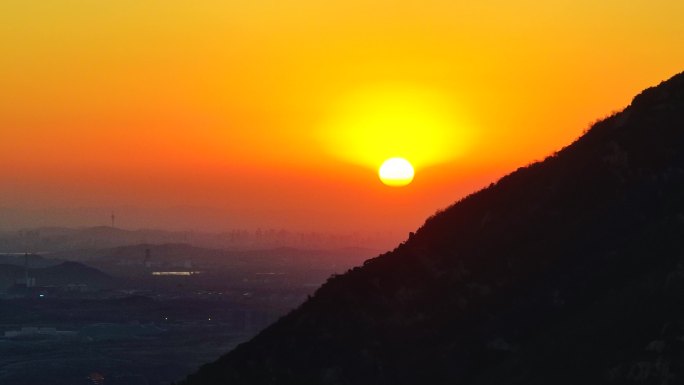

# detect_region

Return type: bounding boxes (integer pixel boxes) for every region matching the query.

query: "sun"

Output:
[379,157,414,187]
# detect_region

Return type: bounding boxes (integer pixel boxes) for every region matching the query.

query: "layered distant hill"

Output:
[0,226,193,252]
[0,225,395,253]
[180,72,684,385]
[49,243,379,285]
[0,261,116,290]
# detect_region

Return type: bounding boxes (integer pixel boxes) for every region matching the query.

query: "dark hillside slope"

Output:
[181,71,684,385]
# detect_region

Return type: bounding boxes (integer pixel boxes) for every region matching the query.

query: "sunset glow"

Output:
[1,1,683,236]
[320,84,470,170]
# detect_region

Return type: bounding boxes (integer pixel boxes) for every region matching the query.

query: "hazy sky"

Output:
[1,1,683,234]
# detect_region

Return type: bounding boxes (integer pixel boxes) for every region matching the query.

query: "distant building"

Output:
[20,252,36,287]
[88,372,105,385]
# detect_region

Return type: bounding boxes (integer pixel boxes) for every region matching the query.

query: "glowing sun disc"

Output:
[379,157,414,186]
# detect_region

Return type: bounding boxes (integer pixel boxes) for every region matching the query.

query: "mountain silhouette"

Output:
[0,261,116,290]
[180,72,684,385]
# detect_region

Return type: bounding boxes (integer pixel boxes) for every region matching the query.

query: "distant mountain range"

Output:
[49,242,380,282]
[0,261,116,290]
[180,72,684,385]
[0,225,395,252]
[0,226,196,253]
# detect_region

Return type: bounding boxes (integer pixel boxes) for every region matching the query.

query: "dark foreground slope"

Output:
[181,72,684,385]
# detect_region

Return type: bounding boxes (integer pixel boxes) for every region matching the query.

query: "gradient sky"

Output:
[1,1,683,235]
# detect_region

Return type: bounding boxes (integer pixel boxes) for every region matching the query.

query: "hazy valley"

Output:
[0,233,377,385]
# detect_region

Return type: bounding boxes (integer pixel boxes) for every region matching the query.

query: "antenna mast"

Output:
[24,252,29,286]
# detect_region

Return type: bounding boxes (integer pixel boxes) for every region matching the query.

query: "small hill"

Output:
[0,253,61,268]
[0,261,116,290]
[180,71,684,385]
[35,261,117,288]
[53,242,377,272]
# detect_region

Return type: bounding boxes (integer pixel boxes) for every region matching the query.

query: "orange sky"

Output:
[1,1,683,236]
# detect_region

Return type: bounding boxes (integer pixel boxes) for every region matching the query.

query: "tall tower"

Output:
[22,252,35,287]
[111,212,115,228]
[24,252,29,286]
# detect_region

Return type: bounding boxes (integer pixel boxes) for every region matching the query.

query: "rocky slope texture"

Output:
[180,72,684,385]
